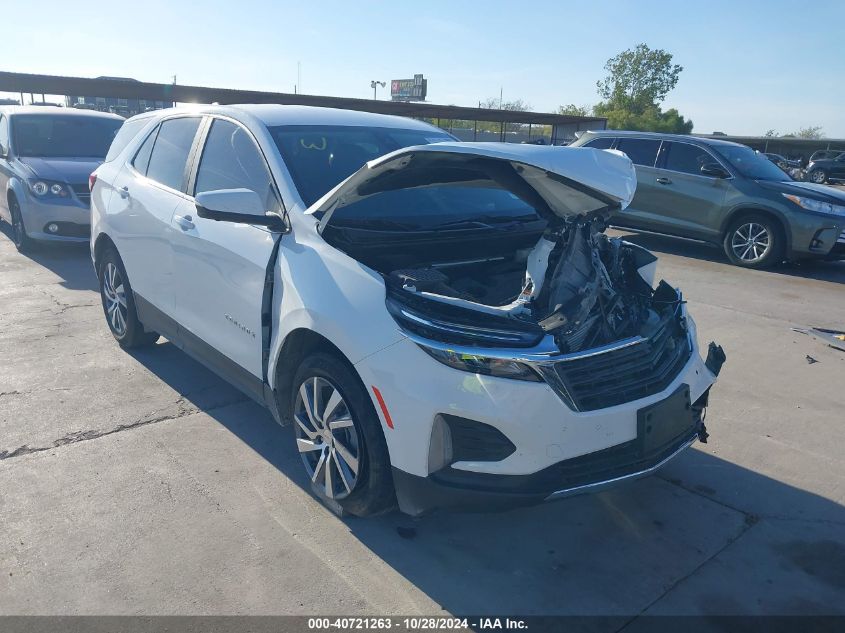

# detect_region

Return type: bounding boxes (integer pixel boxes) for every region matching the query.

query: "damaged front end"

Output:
[315,143,724,417]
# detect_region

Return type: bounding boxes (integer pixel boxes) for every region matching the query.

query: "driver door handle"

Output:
[174,214,195,231]
[119,186,130,198]
[656,177,672,185]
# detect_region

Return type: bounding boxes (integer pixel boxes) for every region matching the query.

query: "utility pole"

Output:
[370,80,386,100]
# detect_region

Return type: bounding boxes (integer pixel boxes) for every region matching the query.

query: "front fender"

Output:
[266,231,406,390]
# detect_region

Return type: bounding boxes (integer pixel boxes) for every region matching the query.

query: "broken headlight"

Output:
[418,345,541,381]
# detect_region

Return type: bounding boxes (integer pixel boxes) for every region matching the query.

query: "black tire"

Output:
[290,352,395,516]
[8,196,34,253]
[808,169,827,184]
[97,247,159,348]
[723,213,785,269]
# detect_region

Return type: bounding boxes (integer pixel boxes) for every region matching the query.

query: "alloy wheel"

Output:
[730,222,771,263]
[102,262,128,337]
[811,170,826,184]
[293,376,360,499]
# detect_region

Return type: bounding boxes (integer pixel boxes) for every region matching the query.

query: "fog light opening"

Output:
[428,414,454,473]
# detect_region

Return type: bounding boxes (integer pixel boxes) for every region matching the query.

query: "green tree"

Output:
[557,103,592,117]
[477,97,533,134]
[593,44,692,133]
[594,104,693,134]
[764,129,778,137]
[791,126,824,139]
[597,44,683,113]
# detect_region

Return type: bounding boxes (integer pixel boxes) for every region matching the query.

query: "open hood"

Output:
[312,142,636,230]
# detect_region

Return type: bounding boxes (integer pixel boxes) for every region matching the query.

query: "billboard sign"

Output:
[391,74,427,101]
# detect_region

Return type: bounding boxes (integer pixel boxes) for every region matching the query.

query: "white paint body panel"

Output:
[91,104,718,487]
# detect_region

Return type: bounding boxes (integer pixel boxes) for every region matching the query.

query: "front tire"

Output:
[723,213,784,269]
[9,197,33,253]
[97,248,159,348]
[809,169,827,184]
[290,353,395,516]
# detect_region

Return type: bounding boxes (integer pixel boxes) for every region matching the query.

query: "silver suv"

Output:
[0,106,124,251]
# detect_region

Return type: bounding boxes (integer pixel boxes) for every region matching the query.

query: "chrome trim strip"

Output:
[543,436,697,501]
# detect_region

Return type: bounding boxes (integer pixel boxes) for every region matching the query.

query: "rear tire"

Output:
[290,352,395,516]
[723,213,784,269]
[9,197,34,253]
[97,247,159,348]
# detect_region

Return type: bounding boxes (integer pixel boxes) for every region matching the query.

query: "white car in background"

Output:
[90,105,724,516]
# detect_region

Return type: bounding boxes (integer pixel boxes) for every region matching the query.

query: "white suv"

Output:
[91,105,724,516]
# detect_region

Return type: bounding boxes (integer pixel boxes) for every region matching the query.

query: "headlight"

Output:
[418,344,541,381]
[783,194,845,216]
[29,180,69,198]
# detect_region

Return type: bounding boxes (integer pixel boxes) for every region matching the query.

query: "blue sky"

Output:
[4,0,844,136]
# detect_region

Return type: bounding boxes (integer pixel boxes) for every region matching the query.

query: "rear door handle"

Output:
[174,214,195,231]
[656,177,672,185]
[119,186,130,198]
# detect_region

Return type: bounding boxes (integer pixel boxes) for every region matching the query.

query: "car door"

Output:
[169,116,282,393]
[831,154,845,179]
[107,116,203,316]
[611,137,665,231]
[639,140,731,240]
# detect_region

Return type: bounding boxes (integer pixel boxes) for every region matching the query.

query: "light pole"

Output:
[370,80,386,100]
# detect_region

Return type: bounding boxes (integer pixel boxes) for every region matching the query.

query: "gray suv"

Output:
[570,131,845,268]
[0,107,124,251]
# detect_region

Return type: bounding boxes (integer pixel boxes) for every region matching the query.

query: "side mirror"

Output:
[195,188,285,231]
[700,163,730,179]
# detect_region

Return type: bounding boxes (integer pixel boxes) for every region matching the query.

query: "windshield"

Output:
[269,125,453,207]
[715,145,791,181]
[12,115,123,158]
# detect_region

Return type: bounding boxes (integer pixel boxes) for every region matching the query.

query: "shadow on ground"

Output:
[0,223,96,291]
[612,228,845,286]
[129,341,845,618]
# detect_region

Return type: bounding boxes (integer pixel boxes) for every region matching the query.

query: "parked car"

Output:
[808,150,845,163]
[571,131,845,267]
[804,152,845,184]
[762,152,800,171]
[90,105,723,516]
[0,106,124,251]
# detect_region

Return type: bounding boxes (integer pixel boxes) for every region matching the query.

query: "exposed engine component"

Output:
[386,215,664,354]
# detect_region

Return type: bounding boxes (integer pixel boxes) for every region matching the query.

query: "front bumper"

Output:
[784,212,845,260]
[355,310,721,516]
[20,193,91,243]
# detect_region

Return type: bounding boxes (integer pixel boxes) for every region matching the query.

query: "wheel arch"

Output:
[92,232,119,276]
[720,206,791,254]
[271,328,363,425]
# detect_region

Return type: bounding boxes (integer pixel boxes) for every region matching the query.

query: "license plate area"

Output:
[637,384,695,457]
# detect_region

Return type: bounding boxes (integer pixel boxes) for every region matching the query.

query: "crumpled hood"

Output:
[17,157,102,185]
[311,142,637,228]
[756,179,845,204]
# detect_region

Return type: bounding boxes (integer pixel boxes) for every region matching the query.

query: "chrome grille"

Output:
[70,183,90,203]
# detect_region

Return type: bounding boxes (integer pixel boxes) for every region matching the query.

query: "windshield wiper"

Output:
[431,214,539,230]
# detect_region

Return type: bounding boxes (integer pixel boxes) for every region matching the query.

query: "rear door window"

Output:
[145,117,201,191]
[583,136,615,150]
[132,126,158,175]
[662,142,716,176]
[615,138,661,167]
[105,118,149,162]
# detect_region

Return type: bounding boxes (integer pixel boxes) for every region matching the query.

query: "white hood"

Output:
[311,142,636,229]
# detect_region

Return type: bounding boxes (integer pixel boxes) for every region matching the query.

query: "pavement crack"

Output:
[615,514,759,631]
[0,394,250,461]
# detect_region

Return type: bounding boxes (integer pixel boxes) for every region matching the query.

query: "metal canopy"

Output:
[0,71,607,128]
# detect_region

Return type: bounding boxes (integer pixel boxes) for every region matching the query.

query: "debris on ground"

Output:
[806,355,819,365]
[792,327,845,352]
